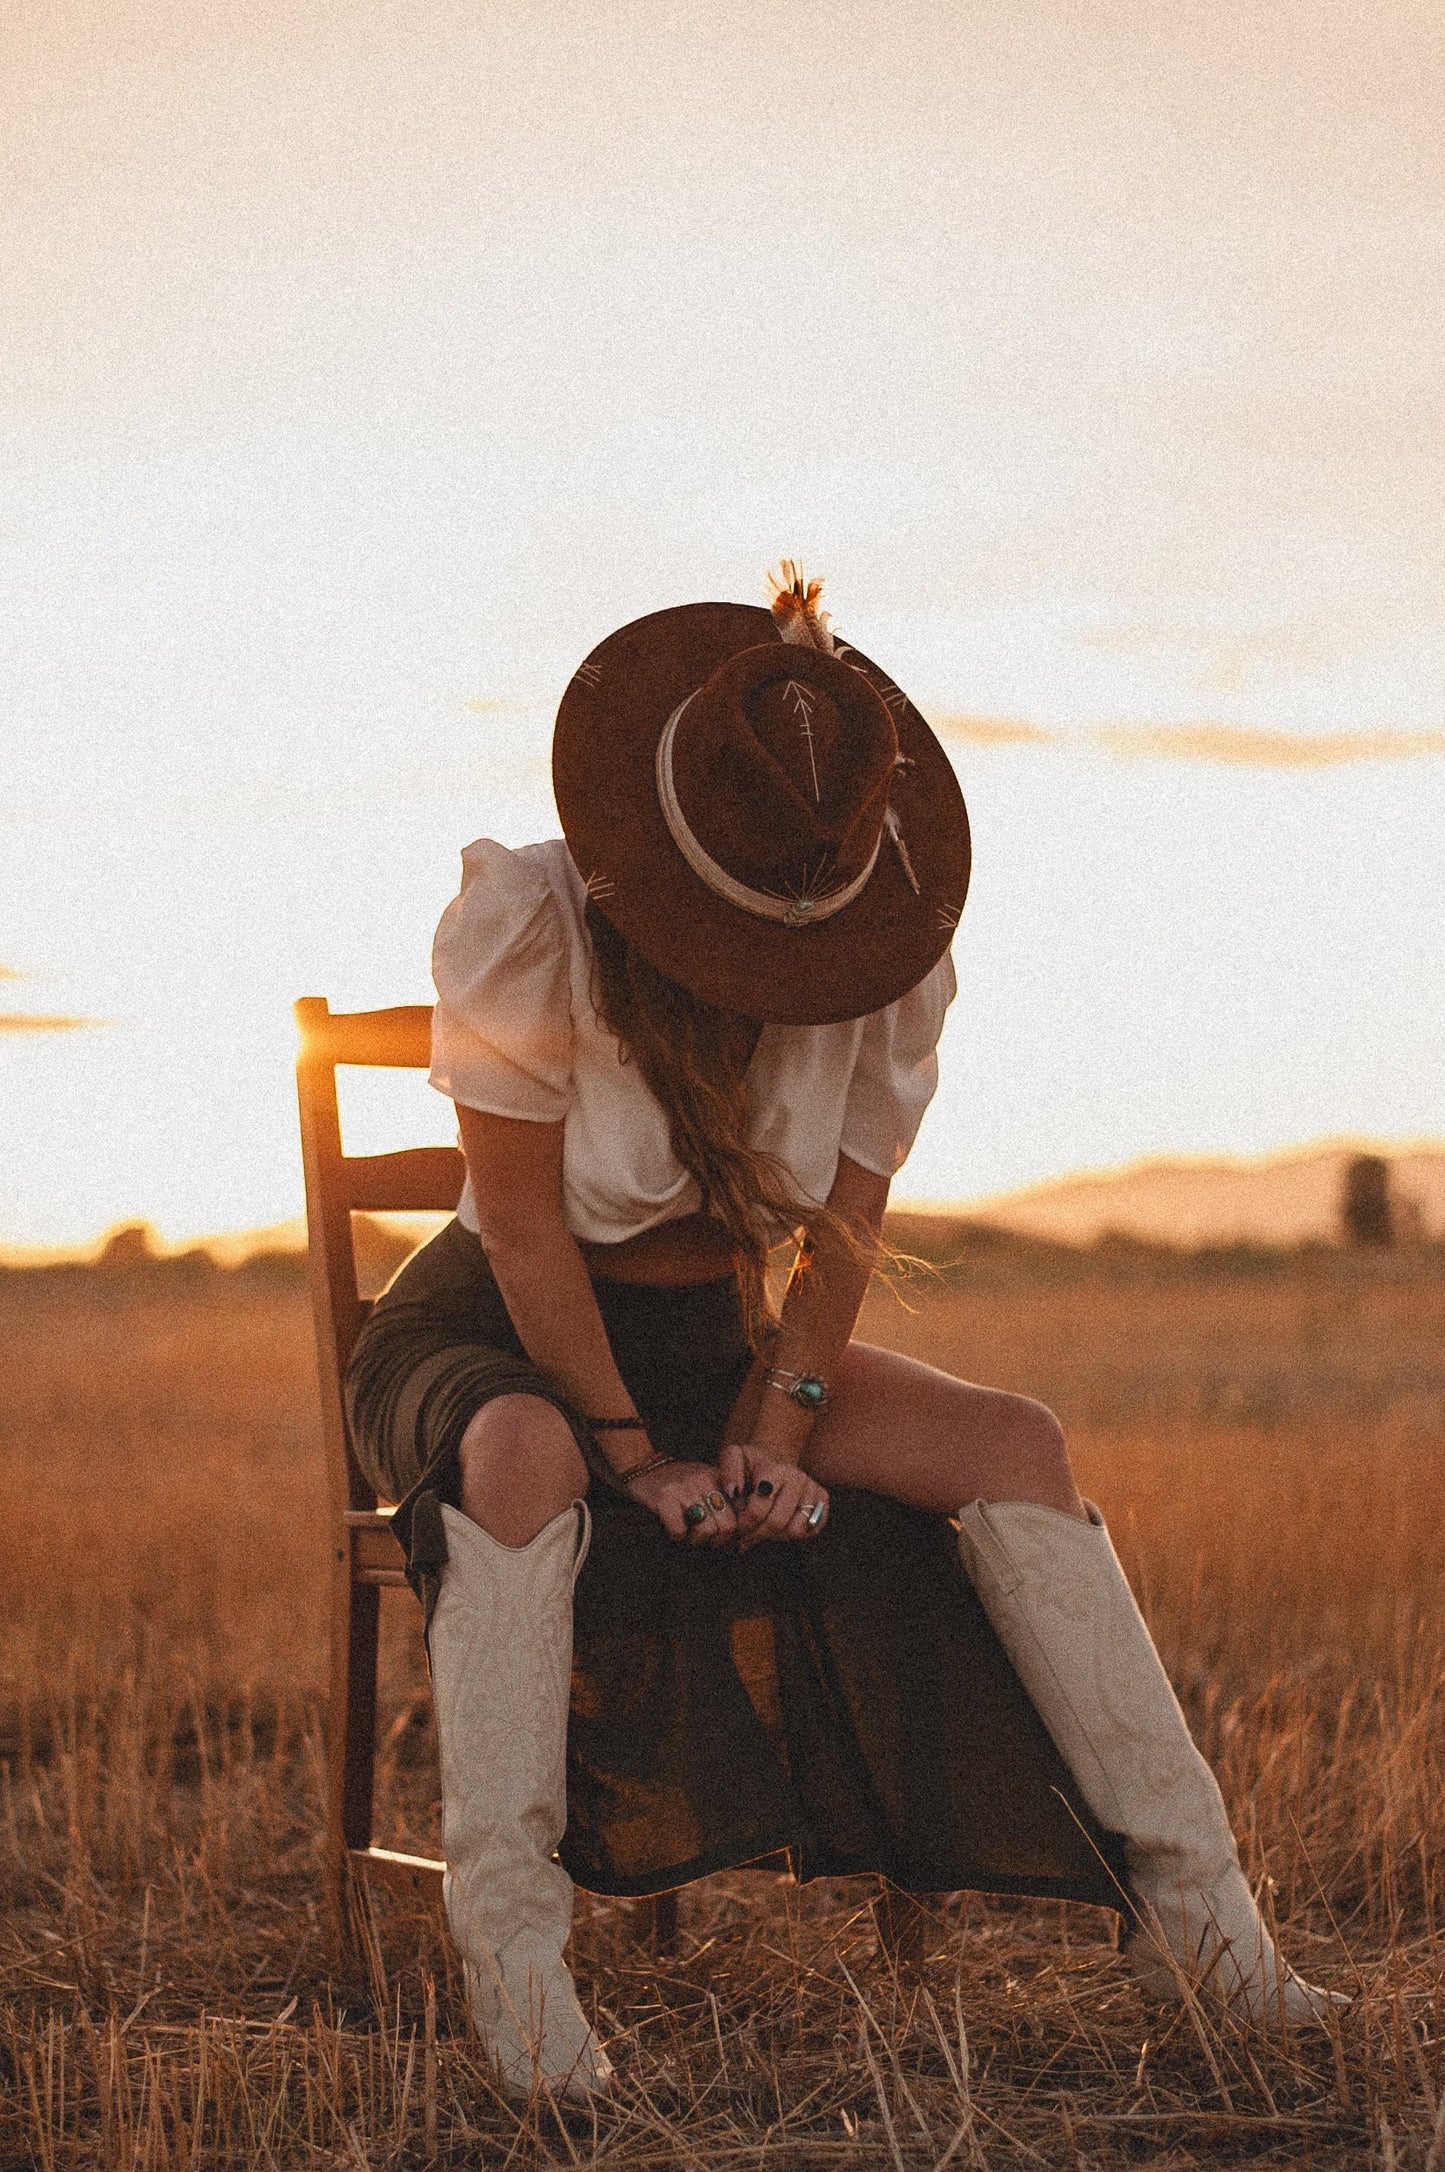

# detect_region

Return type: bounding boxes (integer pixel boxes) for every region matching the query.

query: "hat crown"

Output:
[550,591,970,1025]
[671,645,898,899]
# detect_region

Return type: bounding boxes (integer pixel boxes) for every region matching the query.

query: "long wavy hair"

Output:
[585,900,873,1342]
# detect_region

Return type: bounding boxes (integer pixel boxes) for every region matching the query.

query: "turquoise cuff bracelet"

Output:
[764,1367,831,1413]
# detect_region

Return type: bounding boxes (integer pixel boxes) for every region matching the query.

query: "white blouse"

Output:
[430,838,956,1244]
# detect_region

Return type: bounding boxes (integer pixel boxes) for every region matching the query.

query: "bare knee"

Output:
[981,1396,1085,1518]
[456,1394,589,1547]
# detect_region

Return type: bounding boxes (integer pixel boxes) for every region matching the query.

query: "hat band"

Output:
[655,696,882,930]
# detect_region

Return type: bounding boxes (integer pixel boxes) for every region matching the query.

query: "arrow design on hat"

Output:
[885,806,921,895]
[573,659,603,689]
[783,680,821,802]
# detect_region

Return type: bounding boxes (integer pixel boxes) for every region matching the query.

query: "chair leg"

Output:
[873,1882,940,1972]
[653,1890,679,1952]
[630,1890,680,1956]
[327,1555,381,1965]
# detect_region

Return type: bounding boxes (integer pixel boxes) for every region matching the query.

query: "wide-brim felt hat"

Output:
[553,577,970,1026]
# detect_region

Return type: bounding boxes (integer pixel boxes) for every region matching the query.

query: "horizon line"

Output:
[6,1130,1441,1269]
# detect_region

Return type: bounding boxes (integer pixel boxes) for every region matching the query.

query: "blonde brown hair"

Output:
[585,900,872,1341]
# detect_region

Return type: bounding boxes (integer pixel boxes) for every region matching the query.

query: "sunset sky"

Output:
[3,0,1442,1251]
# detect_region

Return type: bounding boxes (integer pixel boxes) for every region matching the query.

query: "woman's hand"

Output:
[625,1459,738,1547]
[718,1443,829,1552]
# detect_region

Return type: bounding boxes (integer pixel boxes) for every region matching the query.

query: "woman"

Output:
[348,567,1341,2103]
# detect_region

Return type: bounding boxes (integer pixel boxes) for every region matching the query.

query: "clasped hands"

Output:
[627,1442,830,1550]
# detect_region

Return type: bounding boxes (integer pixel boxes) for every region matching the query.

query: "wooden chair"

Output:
[295,997,457,1950]
[294,996,681,1958]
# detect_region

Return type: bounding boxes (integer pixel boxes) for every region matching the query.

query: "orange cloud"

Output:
[933,715,1059,747]
[1094,723,1445,768]
[0,1013,104,1034]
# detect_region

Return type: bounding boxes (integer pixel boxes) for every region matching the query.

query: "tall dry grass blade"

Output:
[1424,2091,1445,2172]
[853,2015,907,2172]
[423,1973,438,2161]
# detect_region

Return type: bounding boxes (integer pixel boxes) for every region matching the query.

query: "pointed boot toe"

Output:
[463,1950,614,2103]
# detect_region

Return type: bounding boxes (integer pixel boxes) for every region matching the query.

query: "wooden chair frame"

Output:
[295,997,458,1947]
[295,995,681,1957]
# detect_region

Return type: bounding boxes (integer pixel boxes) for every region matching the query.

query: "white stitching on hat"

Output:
[783,680,822,802]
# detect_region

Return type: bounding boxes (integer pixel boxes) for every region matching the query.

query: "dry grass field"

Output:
[2,1235,1443,2169]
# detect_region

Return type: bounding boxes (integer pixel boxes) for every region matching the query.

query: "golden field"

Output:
[2,1235,1443,2169]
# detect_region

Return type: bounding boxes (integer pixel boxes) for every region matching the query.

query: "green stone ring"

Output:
[683,1501,708,1528]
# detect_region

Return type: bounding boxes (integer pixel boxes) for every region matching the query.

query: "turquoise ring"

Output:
[683,1501,708,1528]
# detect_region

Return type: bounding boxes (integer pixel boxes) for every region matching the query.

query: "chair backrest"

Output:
[294,998,464,1522]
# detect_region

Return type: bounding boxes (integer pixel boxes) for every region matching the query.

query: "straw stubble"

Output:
[1,1241,1442,2167]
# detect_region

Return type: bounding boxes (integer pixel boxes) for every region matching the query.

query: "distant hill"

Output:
[7,1139,1443,1273]
[909,1139,1445,1250]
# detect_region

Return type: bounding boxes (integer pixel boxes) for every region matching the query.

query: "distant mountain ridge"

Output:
[909,1138,1445,1249]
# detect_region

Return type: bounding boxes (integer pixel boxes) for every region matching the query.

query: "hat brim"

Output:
[552,602,970,1026]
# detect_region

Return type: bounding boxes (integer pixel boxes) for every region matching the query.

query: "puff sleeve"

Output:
[428,839,574,1120]
[838,949,957,1178]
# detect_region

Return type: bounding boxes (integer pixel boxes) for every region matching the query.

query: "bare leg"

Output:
[802,1341,1087,1520]
[457,1393,591,1545]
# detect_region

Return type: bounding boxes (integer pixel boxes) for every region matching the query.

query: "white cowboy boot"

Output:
[956,1499,1346,2027]
[429,1500,613,2101]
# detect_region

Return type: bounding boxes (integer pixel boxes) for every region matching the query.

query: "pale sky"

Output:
[3,1,1442,1249]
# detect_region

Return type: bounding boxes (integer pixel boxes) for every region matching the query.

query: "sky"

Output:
[2,0,1443,1251]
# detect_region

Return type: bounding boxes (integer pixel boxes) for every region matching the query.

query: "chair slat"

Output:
[352,1524,407,1580]
[298,1003,434,1069]
[350,1847,446,1902]
[345,1147,465,1213]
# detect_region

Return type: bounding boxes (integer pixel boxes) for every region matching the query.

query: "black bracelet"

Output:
[617,1452,676,1488]
[585,1415,647,1431]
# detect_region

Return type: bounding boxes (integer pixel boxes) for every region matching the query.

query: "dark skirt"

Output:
[345,1219,1126,1908]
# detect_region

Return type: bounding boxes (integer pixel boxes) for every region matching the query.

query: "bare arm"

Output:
[456,1104,638,1443]
[455,1103,735,1543]
[723,1152,891,1546]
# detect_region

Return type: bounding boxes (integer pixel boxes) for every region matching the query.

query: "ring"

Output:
[683,1502,708,1528]
[806,1501,827,1531]
[753,1479,776,1499]
[707,1491,727,1513]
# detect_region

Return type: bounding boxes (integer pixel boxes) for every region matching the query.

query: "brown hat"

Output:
[552,567,970,1025]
